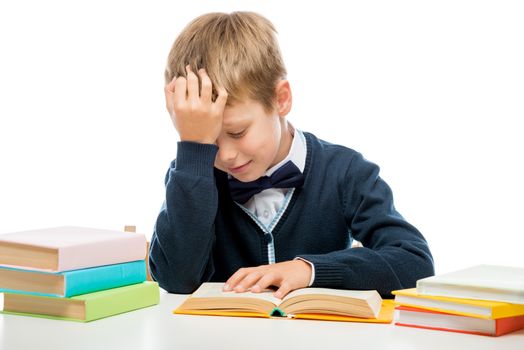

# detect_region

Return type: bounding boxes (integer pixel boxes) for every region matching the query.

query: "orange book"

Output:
[395,305,524,336]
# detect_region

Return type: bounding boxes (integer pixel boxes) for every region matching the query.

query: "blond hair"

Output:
[165,12,287,112]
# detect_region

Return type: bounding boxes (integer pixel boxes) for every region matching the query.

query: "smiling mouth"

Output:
[228,161,252,173]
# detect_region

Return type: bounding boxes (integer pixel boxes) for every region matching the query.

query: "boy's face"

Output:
[214,99,290,182]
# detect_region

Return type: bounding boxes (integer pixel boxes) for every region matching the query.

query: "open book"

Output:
[174,282,394,323]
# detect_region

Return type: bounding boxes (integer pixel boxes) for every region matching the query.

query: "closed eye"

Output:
[228,130,245,139]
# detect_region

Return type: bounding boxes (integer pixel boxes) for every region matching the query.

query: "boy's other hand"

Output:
[164,65,228,144]
[223,260,312,299]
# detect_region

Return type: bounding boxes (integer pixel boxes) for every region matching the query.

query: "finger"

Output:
[198,68,212,103]
[213,86,228,111]
[274,281,292,299]
[164,79,176,113]
[173,76,187,107]
[250,272,279,293]
[165,76,176,93]
[186,65,199,102]
[224,267,251,291]
[233,270,264,293]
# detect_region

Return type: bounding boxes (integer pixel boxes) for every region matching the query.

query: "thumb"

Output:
[213,87,228,111]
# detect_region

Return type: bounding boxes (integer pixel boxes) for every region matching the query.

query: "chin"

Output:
[230,173,258,182]
[233,168,266,182]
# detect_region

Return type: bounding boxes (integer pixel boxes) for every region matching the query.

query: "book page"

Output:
[191,283,281,305]
[283,287,378,301]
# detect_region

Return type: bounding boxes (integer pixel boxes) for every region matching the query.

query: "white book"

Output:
[416,265,524,305]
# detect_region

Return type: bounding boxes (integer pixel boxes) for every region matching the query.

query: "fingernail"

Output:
[251,285,260,293]
[274,291,283,299]
[234,285,244,293]
[223,284,231,291]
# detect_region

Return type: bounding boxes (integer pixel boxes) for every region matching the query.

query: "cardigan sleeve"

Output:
[149,142,219,294]
[297,152,434,297]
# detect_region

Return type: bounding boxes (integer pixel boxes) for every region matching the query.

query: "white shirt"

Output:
[243,126,306,227]
[242,126,315,286]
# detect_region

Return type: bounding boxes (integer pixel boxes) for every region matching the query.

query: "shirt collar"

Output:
[265,123,306,177]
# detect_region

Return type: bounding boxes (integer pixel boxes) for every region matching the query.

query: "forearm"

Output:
[305,151,435,297]
[299,231,434,297]
[149,142,219,294]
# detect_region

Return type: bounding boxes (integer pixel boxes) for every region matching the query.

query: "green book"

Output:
[1,281,159,322]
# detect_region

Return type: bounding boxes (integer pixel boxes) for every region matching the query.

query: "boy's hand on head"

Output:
[223,260,312,299]
[164,65,228,144]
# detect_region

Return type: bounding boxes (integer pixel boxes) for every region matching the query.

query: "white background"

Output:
[0,0,522,274]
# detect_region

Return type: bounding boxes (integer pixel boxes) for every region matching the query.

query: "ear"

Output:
[275,80,292,117]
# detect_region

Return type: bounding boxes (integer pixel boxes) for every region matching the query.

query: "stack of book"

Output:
[0,226,160,322]
[392,265,524,336]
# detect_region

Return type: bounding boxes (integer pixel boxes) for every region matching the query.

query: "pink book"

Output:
[0,226,147,272]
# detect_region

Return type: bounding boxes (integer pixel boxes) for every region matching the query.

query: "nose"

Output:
[216,140,238,164]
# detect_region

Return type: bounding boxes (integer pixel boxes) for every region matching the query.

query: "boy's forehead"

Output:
[222,113,250,127]
[222,101,255,126]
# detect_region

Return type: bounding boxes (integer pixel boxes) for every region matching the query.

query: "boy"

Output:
[149,12,434,299]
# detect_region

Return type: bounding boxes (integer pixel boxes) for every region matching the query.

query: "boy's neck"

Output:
[270,120,294,168]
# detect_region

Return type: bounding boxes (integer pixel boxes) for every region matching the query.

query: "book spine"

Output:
[64,260,147,297]
[270,307,286,317]
[495,315,524,336]
[83,282,160,321]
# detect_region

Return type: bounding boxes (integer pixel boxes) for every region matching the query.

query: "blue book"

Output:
[0,260,146,297]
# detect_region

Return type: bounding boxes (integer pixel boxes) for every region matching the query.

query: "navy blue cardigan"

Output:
[149,132,434,297]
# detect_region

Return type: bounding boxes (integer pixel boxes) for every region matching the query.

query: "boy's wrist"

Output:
[294,257,315,286]
[174,141,218,177]
[298,256,345,288]
[179,135,217,145]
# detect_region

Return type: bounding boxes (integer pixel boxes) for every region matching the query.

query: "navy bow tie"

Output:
[228,161,305,204]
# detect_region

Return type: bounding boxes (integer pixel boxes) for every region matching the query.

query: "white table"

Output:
[1,290,523,350]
